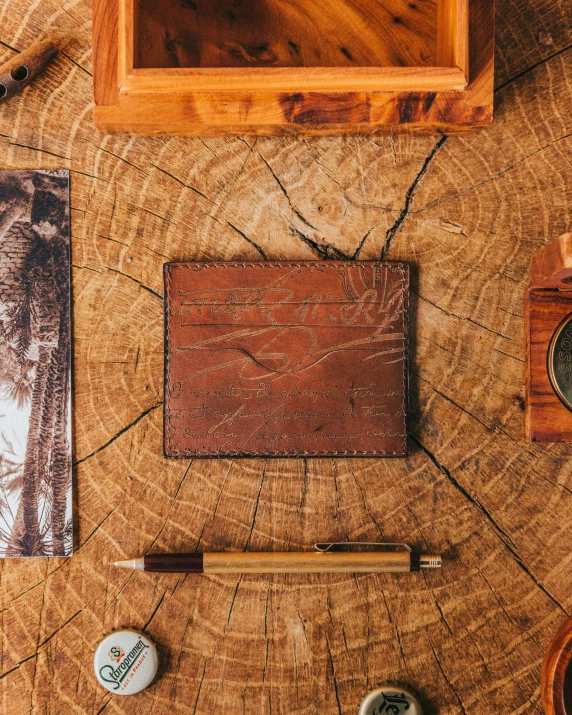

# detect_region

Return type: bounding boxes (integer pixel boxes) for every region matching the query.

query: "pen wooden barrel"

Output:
[541,617,572,715]
[204,551,417,573]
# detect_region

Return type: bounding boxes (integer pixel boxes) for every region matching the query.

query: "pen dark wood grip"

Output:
[0,39,58,105]
[144,553,204,572]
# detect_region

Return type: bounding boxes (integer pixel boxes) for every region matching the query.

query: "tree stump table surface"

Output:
[0,1,571,712]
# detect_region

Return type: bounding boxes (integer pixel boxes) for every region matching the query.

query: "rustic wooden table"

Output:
[1,1,571,713]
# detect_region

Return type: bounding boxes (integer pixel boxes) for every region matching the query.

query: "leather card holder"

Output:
[164,261,409,458]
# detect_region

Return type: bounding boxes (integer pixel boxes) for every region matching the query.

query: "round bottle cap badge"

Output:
[94,630,158,695]
[359,684,423,715]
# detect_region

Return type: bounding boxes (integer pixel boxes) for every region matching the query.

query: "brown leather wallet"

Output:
[164,261,409,458]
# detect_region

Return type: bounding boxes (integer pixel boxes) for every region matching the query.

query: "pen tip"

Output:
[110,557,145,570]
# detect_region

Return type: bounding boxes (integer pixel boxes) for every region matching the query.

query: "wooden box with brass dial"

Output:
[526,233,572,442]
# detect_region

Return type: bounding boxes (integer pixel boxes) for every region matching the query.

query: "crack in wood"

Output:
[142,205,178,225]
[147,460,195,551]
[107,266,163,300]
[325,633,344,715]
[495,42,572,92]
[347,464,385,540]
[74,402,162,466]
[95,697,113,715]
[299,457,308,509]
[60,50,92,77]
[381,136,447,258]
[103,569,136,614]
[352,225,379,259]
[428,637,469,715]
[416,373,525,452]
[227,222,268,260]
[143,589,169,631]
[6,141,71,161]
[419,374,536,459]
[412,129,572,217]
[170,615,193,701]
[0,39,19,53]
[0,651,38,681]
[38,605,87,649]
[152,163,218,205]
[191,661,208,715]
[289,225,350,260]
[226,575,243,627]
[70,168,110,184]
[412,434,570,616]
[414,288,513,341]
[255,148,318,234]
[85,142,147,174]
[476,565,544,656]
[417,333,517,389]
[244,460,267,550]
[412,434,518,550]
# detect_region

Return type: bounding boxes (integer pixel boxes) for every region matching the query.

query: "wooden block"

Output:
[91,0,495,135]
[530,233,572,288]
[525,234,572,442]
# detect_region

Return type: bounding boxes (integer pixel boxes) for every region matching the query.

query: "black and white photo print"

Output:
[0,170,72,557]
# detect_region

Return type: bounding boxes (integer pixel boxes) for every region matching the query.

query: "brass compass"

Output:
[548,313,572,411]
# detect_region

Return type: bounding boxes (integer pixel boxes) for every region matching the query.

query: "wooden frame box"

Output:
[526,234,572,442]
[92,0,495,135]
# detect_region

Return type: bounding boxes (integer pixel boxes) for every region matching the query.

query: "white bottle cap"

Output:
[359,684,423,714]
[94,630,158,695]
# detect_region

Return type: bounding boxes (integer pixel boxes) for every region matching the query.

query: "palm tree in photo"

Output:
[0,332,31,554]
[2,172,71,557]
[46,248,72,556]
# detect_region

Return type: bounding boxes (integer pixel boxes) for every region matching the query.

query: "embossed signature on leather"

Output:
[164,261,409,458]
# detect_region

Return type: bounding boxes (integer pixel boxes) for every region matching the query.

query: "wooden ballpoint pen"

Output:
[112,543,442,574]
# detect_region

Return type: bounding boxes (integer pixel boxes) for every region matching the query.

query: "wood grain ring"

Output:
[541,618,572,715]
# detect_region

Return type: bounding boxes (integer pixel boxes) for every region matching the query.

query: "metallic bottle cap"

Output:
[359,684,424,715]
[549,313,572,411]
[94,629,158,695]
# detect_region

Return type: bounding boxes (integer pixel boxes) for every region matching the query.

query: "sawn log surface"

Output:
[0,0,572,712]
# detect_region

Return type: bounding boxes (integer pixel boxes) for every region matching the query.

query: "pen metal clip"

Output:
[314,542,412,553]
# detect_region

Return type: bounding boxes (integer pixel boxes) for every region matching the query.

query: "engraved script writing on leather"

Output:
[164,262,409,458]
